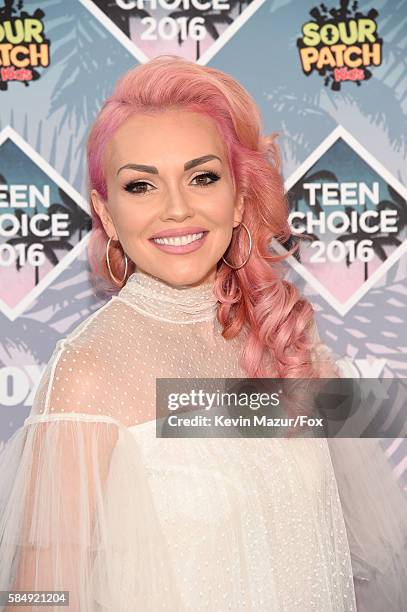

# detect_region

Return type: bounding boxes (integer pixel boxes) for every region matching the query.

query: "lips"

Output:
[149,226,209,239]
[150,229,209,254]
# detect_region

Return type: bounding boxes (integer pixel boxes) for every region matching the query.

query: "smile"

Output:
[153,232,203,246]
[149,231,209,254]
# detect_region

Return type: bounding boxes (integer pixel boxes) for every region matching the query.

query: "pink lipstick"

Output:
[149,228,209,254]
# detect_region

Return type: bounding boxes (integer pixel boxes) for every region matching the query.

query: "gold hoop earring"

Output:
[106,236,128,285]
[221,222,252,270]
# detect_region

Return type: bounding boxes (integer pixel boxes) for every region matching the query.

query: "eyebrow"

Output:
[116,154,222,176]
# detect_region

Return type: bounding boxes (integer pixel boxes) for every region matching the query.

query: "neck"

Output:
[116,268,219,324]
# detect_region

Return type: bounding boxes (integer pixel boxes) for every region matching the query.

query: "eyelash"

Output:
[123,171,221,195]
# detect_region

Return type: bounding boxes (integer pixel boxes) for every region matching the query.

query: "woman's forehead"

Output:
[106,111,226,171]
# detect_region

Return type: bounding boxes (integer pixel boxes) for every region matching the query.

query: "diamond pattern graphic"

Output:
[0,127,92,321]
[78,0,267,64]
[272,126,407,316]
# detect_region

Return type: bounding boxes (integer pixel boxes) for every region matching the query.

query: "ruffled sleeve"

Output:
[0,345,181,612]
[310,323,407,611]
[327,433,407,612]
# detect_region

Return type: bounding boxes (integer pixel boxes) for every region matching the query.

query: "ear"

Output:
[233,195,245,228]
[91,189,117,239]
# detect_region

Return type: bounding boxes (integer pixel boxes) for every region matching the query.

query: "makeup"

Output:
[150,231,209,254]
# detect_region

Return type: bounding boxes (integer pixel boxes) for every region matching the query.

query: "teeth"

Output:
[153,232,204,246]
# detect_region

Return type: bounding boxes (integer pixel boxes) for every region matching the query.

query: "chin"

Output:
[162,268,213,287]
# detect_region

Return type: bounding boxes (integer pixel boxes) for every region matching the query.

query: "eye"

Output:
[191,171,221,187]
[122,170,221,196]
[123,181,154,195]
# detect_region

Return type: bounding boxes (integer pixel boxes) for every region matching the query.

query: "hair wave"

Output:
[86,55,339,379]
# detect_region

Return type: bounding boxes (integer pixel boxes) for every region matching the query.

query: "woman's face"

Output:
[91,109,244,287]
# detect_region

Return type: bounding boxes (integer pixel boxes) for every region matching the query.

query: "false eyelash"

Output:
[123,181,149,194]
[123,170,221,194]
[193,170,221,186]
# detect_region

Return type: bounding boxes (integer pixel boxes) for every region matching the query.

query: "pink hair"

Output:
[86,55,339,379]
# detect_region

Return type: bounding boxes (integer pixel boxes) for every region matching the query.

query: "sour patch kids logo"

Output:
[297,1,382,90]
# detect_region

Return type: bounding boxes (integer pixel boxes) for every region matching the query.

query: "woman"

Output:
[0,55,406,611]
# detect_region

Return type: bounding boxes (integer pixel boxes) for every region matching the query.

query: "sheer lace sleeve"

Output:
[307,323,407,610]
[0,341,180,612]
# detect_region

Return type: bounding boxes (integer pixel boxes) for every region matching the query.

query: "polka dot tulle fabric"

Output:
[0,270,406,611]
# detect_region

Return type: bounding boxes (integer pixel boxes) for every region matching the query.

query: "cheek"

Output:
[211,201,236,228]
[114,198,152,233]
[207,186,236,220]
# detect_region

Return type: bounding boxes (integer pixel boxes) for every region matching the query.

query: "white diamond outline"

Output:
[77,0,268,66]
[0,126,91,322]
[272,124,407,317]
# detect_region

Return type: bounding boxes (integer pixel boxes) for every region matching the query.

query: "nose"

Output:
[159,185,195,223]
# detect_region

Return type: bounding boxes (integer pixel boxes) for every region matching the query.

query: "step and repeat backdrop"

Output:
[0,0,406,487]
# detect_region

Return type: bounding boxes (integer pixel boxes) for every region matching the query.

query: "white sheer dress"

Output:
[0,269,406,611]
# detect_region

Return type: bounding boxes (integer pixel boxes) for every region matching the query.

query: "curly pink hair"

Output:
[86,55,338,379]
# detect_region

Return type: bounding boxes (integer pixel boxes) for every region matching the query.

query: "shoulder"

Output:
[30,295,148,426]
[32,298,127,422]
[63,294,143,355]
[31,342,109,419]
[308,326,359,378]
[64,295,121,345]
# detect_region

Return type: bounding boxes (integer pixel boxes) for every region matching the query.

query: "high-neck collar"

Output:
[116,269,219,324]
